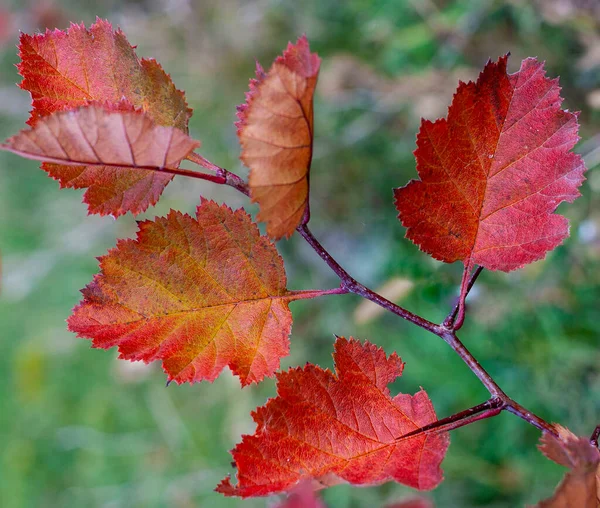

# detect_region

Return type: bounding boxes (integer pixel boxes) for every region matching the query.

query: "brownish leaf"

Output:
[237,35,320,240]
[1,105,199,179]
[534,425,600,507]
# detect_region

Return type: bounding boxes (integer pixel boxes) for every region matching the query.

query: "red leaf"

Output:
[237,35,321,240]
[68,200,294,386]
[534,426,600,507]
[17,19,192,216]
[394,56,585,273]
[216,337,449,497]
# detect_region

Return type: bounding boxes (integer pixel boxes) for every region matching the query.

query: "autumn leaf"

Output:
[1,105,200,180]
[394,55,586,279]
[17,18,192,215]
[533,425,600,507]
[237,35,321,240]
[68,200,300,386]
[217,337,449,497]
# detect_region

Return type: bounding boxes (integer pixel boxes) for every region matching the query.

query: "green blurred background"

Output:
[0,0,598,506]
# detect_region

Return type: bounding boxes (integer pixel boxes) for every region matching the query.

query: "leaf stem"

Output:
[437,328,557,436]
[1,144,229,185]
[504,402,558,435]
[452,263,472,330]
[396,398,503,441]
[285,286,348,301]
[187,152,250,196]
[296,224,441,335]
[186,152,222,172]
[443,266,483,328]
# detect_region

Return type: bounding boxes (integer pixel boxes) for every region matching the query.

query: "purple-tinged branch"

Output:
[444,265,483,329]
[396,398,503,442]
[183,153,559,439]
[285,286,348,301]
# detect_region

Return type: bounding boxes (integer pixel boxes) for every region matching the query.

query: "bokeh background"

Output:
[0,0,598,507]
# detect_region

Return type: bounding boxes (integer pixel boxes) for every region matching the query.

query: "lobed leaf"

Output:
[217,337,449,497]
[395,55,586,273]
[238,35,321,240]
[68,200,294,386]
[17,18,192,216]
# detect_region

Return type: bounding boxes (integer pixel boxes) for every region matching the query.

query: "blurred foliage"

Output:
[0,0,598,507]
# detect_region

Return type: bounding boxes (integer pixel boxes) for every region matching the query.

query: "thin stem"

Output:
[439,329,505,398]
[297,225,557,436]
[186,152,222,172]
[223,170,250,196]
[452,263,472,330]
[296,224,441,335]
[396,398,503,441]
[1,145,228,184]
[285,286,348,301]
[505,401,559,436]
[444,266,483,328]
[148,153,559,439]
[186,152,250,196]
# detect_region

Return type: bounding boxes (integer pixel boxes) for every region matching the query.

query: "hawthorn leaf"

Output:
[67,200,298,386]
[237,35,321,240]
[1,106,200,184]
[217,337,449,497]
[533,426,600,507]
[394,55,586,275]
[17,18,192,215]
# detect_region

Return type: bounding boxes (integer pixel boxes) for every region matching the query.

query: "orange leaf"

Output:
[1,105,199,177]
[534,426,600,507]
[238,35,321,240]
[67,200,294,386]
[217,337,449,497]
[17,19,192,215]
